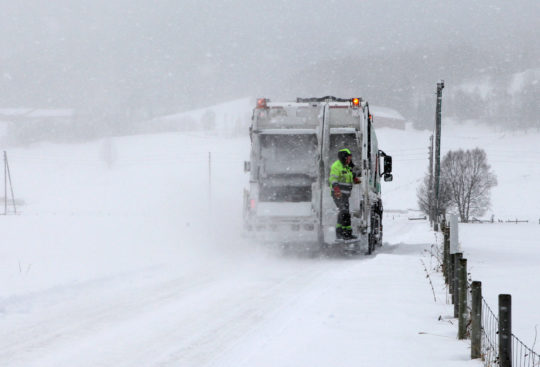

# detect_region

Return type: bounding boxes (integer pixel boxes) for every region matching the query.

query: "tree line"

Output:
[413,75,540,131]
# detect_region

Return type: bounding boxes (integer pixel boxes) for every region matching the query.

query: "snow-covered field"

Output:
[460,223,540,349]
[0,102,539,366]
[380,120,540,352]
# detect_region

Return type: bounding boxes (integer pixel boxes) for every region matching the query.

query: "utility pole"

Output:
[3,151,16,215]
[428,134,434,224]
[208,152,212,215]
[433,80,444,231]
[4,151,7,215]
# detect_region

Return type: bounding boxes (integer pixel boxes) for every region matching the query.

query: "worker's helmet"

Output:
[338,148,351,163]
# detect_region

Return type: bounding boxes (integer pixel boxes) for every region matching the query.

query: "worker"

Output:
[329,148,361,240]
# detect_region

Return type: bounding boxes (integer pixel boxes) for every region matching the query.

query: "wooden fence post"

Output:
[443,228,450,284]
[449,215,459,304]
[471,281,482,359]
[453,253,462,318]
[499,294,512,367]
[458,258,468,339]
[443,228,447,280]
[450,253,455,301]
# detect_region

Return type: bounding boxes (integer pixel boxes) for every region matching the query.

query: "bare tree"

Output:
[100,137,117,169]
[417,169,452,218]
[441,148,497,222]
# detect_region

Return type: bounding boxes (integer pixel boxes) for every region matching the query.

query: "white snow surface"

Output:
[1,101,539,366]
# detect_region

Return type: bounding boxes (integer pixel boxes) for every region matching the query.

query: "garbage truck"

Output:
[243,96,393,254]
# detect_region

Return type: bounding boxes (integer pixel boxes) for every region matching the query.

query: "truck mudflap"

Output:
[324,233,370,255]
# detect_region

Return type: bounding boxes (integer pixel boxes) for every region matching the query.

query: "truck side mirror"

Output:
[384,173,393,182]
[244,161,251,173]
[384,156,392,174]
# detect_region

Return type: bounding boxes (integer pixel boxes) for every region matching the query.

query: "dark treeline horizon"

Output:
[1,0,538,130]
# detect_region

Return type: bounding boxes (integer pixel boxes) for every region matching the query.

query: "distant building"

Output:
[369,106,406,130]
[0,108,75,142]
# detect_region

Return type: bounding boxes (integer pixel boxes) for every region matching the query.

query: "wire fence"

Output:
[512,335,540,367]
[482,298,499,366]
[441,224,540,367]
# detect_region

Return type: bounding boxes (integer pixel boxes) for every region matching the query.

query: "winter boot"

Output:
[335,226,344,240]
[342,227,357,240]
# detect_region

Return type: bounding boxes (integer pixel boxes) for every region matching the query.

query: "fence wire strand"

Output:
[481,298,499,366]
[512,334,540,367]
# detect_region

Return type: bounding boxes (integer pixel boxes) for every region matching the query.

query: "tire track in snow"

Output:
[1,247,376,367]
[0,266,220,367]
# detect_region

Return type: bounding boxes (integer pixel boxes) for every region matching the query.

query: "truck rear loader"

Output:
[243,96,393,254]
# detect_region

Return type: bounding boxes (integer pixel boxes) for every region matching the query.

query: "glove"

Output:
[354,177,361,184]
[333,185,342,198]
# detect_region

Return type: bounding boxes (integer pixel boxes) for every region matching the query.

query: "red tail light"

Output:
[256,98,267,109]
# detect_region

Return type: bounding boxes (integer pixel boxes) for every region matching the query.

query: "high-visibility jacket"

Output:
[329,159,353,195]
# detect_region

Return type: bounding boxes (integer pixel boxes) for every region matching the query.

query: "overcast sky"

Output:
[1,0,538,113]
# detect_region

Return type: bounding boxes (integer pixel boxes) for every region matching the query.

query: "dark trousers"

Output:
[332,193,352,238]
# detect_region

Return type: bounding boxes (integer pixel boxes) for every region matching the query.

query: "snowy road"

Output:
[0,220,477,367]
[0,132,482,366]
